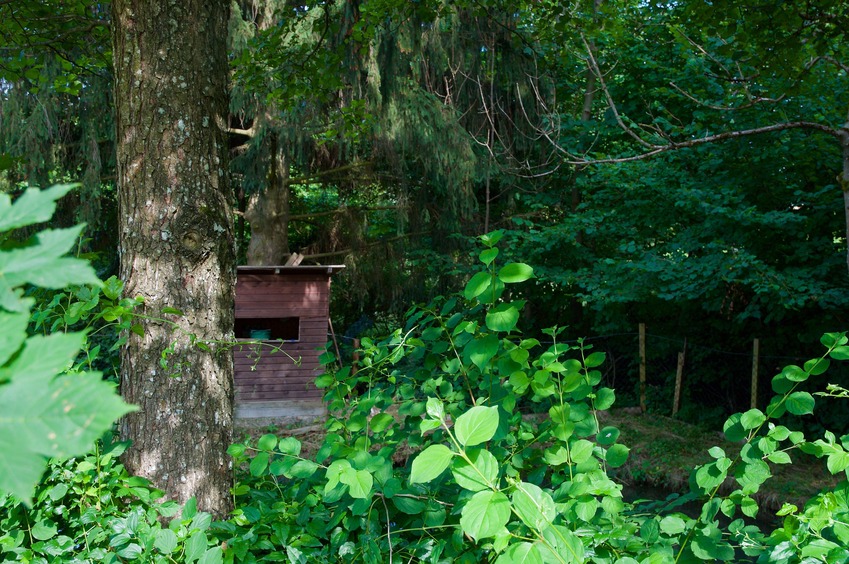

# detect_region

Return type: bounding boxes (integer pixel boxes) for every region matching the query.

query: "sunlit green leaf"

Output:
[497,263,534,283]
[459,490,510,541]
[452,448,499,491]
[410,444,453,483]
[455,405,499,447]
[512,481,556,530]
[486,303,520,332]
[785,392,814,415]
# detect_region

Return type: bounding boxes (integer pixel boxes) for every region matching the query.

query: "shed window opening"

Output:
[235,317,300,342]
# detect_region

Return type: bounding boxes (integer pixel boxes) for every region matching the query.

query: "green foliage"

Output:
[4,229,849,562]
[214,232,849,562]
[0,436,225,563]
[0,185,135,505]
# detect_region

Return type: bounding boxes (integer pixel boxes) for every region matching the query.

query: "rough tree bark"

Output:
[245,129,290,265]
[112,0,236,516]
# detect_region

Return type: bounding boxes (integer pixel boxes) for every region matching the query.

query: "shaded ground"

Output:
[235,408,840,517]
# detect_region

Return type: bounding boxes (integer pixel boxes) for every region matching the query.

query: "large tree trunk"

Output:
[112,0,235,516]
[245,131,290,265]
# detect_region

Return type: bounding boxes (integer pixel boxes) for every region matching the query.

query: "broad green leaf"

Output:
[771,374,793,394]
[570,439,594,464]
[596,426,620,446]
[340,467,373,499]
[584,351,606,368]
[185,531,207,562]
[197,547,224,564]
[830,346,849,361]
[543,445,569,466]
[459,490,510,541]
[31,520,57,540]
[485,304,520,332]
[0,225,100,291]
[452,448,499,491]
[781,365,808,383]
[575,496,598,522]
[768,425,791,441]
[723,413,746,442]
[785,392,814,415]
[512,481,556,530]
[735,459,771,494]
[740,409,766,430]
[804,357,830,376]
[464,334,500,371]
[289,459,319,478]
[691,529,735,561]
[660,515,687,535]
[249,452,269,477]
[102,276,124,300]
[497,263,534,283]
[0,184,76,232]
[393,495,425,514]
[0,311,28,367]
[739,496,758,519]
[278,437,301,455]
[640,518,660,543]
[0,369,135,503]
[183,497,198,519]
[426,397,445,420]
[606,444,629,468]
[494,542,543,564]
[190,511,213,532]
[479,230,504,247]
[464,271,492,300]
[766,451,792,464]
[479,248,499,265]
[454,405,499,447]
[594,387,615,410]
[154,529,178,554]
[370,412,395,433]
[827,451,849,474]
[540,525,584,563]
[821,332,848,348]
[324,459,350,493]
[708,446,726,459]
[257,433,278,451]
[410,444,453,483]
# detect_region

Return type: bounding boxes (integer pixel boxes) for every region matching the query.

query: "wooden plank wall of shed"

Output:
[234,273,330,402]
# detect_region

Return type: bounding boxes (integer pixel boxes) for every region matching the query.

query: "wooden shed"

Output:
[233,265,344,419]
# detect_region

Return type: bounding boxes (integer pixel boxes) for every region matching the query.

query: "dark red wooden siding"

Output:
[234,272,332,402]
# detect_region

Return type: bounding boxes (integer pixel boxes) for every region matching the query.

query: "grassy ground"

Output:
[600,409,839,513]
[235,407,840,517]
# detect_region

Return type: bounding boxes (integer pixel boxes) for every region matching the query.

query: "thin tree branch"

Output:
[563,121,841,165]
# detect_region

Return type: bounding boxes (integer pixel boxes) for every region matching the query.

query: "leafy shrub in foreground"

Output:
[0,185,134,504]
[220,230,849,563]
[4,223,849,563]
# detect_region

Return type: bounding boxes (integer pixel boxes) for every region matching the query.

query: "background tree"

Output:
[0,1,117,268]
[112,0,236,515]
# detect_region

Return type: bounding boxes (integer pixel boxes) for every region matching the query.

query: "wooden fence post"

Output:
[751,338,760,410]
[639,323,646,413]
[352,338,361,376]
[672,338,686,417]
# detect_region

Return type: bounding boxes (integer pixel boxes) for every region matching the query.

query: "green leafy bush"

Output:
[0,185,135,504]
[219,230,849,563]
[4,223,849,563]
[1,436,226,563]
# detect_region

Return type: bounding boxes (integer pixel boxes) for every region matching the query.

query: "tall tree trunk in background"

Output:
[841,114,849,276]
[245,130,290,265]
[112,0,235,516]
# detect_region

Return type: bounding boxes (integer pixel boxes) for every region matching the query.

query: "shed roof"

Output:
[237,265,345,275]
